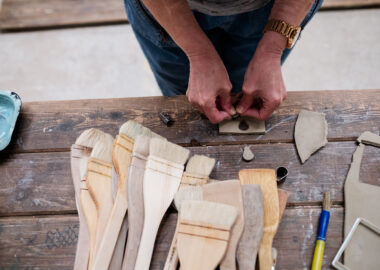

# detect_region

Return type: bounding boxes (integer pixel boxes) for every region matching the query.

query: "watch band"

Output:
[264,19,301,49]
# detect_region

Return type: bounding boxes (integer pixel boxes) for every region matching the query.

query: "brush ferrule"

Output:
[71,144,92,158]
[116,134,134,153]
[181,172,209,186]
[178,220,230,242]
[87,158,113,178]
[146,156,184,179]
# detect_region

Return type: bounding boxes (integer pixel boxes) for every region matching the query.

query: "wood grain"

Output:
[1,141,379,215]
[0,0,378,30]
[0,0,127,30]
[5,90,379,152]
[236,184,263,270]
[0,207,343,269]
[322,0,380,9]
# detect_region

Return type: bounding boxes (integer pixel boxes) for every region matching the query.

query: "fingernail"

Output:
[230,107,236,115]
[236,106,243,114]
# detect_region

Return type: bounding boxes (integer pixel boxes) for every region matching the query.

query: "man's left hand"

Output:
[236,33,287,120]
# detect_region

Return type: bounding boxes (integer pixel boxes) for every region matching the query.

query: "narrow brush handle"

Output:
[258,240,273,270]
[109,215,128,270]
[91,194,128,270]
[134,214,162,270]
[164,220,180,270]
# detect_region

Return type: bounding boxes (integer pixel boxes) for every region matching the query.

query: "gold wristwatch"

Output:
[264,19,301,49]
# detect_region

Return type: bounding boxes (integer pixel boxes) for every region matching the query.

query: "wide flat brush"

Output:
[236,184,264,270]
[177,200,238,270]
[85,134,114,267]
[92,121,163,270]
[134,138,190,270]
[202,180,244,270]
[164,155,215,270]
[239,169,279,270]
[71,128,108,270]
[122,136,151,270]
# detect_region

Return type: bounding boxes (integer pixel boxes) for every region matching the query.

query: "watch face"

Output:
[290,28,301,48]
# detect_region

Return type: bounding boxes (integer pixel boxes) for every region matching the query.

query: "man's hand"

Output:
[236,32,287,120]
[186,52,235,123]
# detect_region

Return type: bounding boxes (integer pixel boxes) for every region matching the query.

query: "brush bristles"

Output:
[174,186,203,211]
[323,192,331,211]
[90,133,114,163]
[185,155,215,177]
[180,200,237,228]
[75,128,107,148]
[119,120,164,140]
[149,138,190,165]
[133,136,151,157]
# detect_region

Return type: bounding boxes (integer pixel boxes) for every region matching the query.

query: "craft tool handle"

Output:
[311,210,330,270]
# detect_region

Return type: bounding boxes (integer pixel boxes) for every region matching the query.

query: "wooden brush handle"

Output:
[258,239,274,270]
[91,194,128,270]
[134,214,162,270]
[163,219,180,270]
[109,215,128,270]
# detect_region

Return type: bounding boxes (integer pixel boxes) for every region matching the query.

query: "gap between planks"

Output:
[0,203,344,219]
[3,136,359,155]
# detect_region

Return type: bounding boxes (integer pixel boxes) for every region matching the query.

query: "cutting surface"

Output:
[0,90,379,269]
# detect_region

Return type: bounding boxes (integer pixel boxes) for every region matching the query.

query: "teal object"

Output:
[0,91,21,151]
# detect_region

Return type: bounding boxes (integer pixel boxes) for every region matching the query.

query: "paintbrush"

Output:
[202,180,244,270]
[71,128,108,270]
[121,136,151,270]
[177,200,238,270]
[92,121,163,270]
[236,184,264,270]
[239,169,279,270]
[311,192,331,270]
[164,155,215,270]
[85,133,114,268]
[134,138,190,270]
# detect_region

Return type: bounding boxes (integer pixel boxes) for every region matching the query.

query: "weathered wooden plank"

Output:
[0,0,127,30]
[1,142,379,215]
[322,0,380,9]
[6,90,380,152]
[0,207,343,270]
[0,0,378,30]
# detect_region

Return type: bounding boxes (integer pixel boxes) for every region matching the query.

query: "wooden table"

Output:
[0,90,379,269]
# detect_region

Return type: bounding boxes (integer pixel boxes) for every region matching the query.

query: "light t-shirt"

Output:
[188,0,271,16]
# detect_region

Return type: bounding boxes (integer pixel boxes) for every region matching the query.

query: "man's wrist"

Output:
[257,31,287,58]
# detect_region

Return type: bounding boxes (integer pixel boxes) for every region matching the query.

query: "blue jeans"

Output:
[124,0,323,96]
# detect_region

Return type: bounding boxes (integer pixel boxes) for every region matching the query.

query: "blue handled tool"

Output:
[311,192,331,270]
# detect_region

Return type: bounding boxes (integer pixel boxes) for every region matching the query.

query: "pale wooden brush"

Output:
[122,136,151,270]
[236,184,264,270]
[92,121,163,270]
[202,180,244,270]
[79,158,98,268]
[239,169,279,270]
[164,155,215,270]
[85,134,114,268]
[134,138,190,270]
[177,200,238,270]
[72,128,108,270]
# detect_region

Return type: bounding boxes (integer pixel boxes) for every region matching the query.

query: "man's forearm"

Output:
[141,0,216,58]
[260,0,314,54]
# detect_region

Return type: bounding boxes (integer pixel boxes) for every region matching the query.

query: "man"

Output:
[125,0,323,123]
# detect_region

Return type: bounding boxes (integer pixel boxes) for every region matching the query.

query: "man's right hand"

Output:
[186,52,235,124]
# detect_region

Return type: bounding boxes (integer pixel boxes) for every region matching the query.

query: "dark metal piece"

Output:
[238,119,249,131]
[159,112,174,126]
[232,113,241,120]
[276,167,288,185]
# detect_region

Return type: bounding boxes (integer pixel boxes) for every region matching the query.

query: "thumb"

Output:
[236,93,254,114]
[219,91,235,115]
